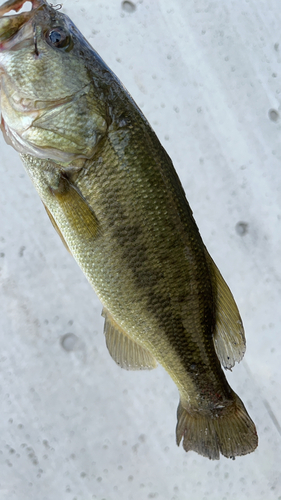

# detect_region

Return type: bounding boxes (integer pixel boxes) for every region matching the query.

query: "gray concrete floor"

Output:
[0,0,280,498]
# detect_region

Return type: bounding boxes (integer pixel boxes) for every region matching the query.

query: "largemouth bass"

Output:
[0,0,258,459]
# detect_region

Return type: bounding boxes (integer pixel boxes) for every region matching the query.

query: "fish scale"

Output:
[0,0,257,459]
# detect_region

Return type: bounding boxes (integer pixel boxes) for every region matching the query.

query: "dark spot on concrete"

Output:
[235,221,248,236]
[60,333,78,351]
[268,109,279,122]
[19,246,26,257]
[122,1,136,13]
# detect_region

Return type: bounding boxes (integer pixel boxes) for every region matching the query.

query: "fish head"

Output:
[0,0,109,164]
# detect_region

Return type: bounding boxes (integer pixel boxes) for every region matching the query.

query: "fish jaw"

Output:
[0,0,44,16]
[0,0,45,49]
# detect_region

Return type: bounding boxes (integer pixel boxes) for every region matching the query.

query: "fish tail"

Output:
[176,393,258,460]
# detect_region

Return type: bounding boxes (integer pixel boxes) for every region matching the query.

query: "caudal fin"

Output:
[176,393,258,460]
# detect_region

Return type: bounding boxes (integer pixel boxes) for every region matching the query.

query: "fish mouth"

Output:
[0,0,46,49]
[0,0,45,17]
[0,0,71,113]
[0,0,101,163]
[0,0,43,15]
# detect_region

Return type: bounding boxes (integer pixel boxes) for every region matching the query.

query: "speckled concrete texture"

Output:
[0,0,280,499]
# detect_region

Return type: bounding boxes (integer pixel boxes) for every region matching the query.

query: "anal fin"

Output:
[204,249,246,370]
[102,308,157,370]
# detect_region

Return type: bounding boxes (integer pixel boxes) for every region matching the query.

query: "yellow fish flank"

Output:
[0,0,258,459]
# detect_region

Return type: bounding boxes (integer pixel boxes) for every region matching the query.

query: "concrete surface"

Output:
[0,0,280,499]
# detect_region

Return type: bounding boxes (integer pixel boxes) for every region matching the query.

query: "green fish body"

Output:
[0,0,258,459]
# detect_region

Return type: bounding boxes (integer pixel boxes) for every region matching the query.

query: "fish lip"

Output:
[0,0,45,17]
[0,0,47,50]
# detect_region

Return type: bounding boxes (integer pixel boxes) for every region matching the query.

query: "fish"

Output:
[0,0,258,460]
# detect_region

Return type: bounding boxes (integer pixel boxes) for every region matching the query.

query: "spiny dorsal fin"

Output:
[43,202,71,254]
[204,249,246,370]
[102,308,157,370]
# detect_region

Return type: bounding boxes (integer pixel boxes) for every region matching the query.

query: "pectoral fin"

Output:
[51,177,99,243]
[204,249,246,369]
[102,308,158,370]
[43,203,71,254]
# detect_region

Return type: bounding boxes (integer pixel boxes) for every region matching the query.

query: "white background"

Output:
[0,0,280,499]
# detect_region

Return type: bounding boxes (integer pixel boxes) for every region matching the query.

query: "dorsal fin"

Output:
[102,308,157,370]
[204,249,246,369]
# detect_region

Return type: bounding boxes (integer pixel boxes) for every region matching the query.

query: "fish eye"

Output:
[46,27,69,49]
